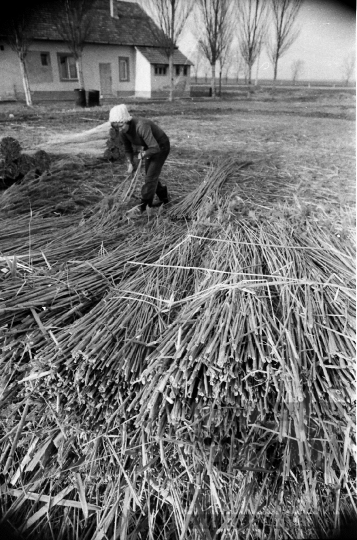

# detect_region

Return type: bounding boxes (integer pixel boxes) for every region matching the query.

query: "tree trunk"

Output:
[255,52,261,86]
[219,69,222,96]
[76,54,85,90]
[169,0,175,102]
[19,55,32,106]
[273,59,278,82]
[248,63,252,85]
[169,52,174,102]
[211,63,216,97]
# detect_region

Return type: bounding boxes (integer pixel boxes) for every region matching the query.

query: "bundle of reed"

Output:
[21,226,210,432]
[0,166,355,539]
[32,149,51,175]
[170,158,252,219]
[134,222,354,429]
[0,137,51,184]
[0,211,80,259]
[1,136,22,162]
[39,121,110,157]
[0,166,104,217]
[0,222,188,371]
[0,188,176,271]
[103,127,125,161]
[0,137,22,182]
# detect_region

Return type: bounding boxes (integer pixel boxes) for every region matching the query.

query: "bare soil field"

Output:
[0,89,355,540]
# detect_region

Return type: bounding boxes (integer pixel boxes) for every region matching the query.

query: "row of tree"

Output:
[145,0,355,97]
[194,56,307,86]
[143,0,304,98]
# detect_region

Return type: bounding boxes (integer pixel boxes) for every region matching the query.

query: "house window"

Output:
[40,53,50,66]
[183,66,188,76]
[57,54,78,81]
[119,57,129,81]
[175,66,180,76]
[155,65,167,76]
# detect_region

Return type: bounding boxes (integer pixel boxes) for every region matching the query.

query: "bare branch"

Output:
[196,0,233,96]
[267,0,303,80]
[53,0,96,90]
[291,59,304,83]
[53,0,96,58]
[138,0,194,101]
[341,53,356,86]
[236,0,268,84]
[140,0,195,53]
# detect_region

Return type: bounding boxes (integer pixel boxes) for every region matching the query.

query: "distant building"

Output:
[0,0,192,102]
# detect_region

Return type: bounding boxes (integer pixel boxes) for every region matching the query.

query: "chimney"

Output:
[110,0,118,18]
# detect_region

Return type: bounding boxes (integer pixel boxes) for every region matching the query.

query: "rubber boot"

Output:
[156,184,169,204]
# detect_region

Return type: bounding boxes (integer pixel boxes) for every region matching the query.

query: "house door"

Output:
[99,63,112,96]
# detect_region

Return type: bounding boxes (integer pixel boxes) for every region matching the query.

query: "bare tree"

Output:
[196,0,233,97]
[191,46,205,83]
[224,52,234,84]
[54,0,96,91]
[267,0,303,82]
[341,53,356,87]
[218,41,233,95]
[291,59,304,84]
[141,0,195,101]
[254,36,265,85]
[233,51,243,83]
[203,60,210,83]
[3,7,33,106]
[236,0,267,85]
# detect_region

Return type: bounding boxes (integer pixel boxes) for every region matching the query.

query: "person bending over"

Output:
[109,104,170,215]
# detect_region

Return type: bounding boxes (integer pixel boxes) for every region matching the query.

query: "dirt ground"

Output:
[0,88,355,215]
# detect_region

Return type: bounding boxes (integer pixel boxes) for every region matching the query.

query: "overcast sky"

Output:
[177,0,356,81]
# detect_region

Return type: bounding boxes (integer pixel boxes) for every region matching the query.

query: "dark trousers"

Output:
[141,141,170,210]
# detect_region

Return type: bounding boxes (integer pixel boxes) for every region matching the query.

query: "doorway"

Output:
[99,63,113,96]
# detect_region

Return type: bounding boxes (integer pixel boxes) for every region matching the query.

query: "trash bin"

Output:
[74,88,86,107]
[87,89,100,107]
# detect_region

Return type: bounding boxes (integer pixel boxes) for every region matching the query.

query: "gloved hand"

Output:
[138,150,146,160]
[127,162,134,174]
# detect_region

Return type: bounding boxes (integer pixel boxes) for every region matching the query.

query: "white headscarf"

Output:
[109,104,132,123]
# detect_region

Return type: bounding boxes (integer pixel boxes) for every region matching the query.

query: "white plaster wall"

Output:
[82,43,136,95]
[151,66,170,91]
[135,48,151,98]
[0,40,136,98]
[0,43,24,98]
[0,39,191,100]
[151,65,191,93]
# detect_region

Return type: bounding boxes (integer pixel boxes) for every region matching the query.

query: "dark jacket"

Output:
[120,117,169,163]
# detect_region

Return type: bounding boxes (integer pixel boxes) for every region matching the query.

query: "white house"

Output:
[0,0,193,102]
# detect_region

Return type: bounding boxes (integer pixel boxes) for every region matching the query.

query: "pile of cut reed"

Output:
[0,160,107,217]
[0,136,51,186]
[0,159,355,540]
[38,121,111,156]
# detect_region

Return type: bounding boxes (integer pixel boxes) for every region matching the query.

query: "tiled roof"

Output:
[137,47,193,66]
[0,1,172,48]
